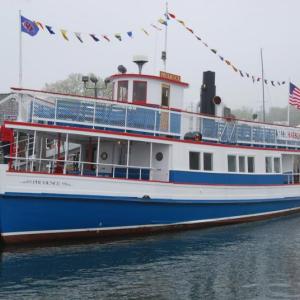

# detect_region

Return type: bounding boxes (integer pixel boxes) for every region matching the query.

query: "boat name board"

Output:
[276,129,300,141]
[160,71,181,82]
[21,179,71,187]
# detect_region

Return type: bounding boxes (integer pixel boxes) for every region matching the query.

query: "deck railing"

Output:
[10,91,300,149]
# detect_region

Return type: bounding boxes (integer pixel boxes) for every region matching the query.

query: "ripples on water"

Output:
[1,215,300,299]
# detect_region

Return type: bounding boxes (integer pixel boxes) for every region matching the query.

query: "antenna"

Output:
[133,55,148,74]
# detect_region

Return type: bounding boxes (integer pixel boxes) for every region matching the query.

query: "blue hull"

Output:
[1,193,300,244]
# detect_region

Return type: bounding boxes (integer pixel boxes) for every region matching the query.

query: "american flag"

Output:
[289,82,300,109]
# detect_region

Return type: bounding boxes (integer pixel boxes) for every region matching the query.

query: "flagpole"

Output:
[287,78,291,126]
[260,48,265,122]
[19,9,23,87]
[163,1,168,71]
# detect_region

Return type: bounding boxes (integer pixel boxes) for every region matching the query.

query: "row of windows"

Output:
[189,152,213,171]
[227,155,255,173]
[265,157,281,173]
[115,81,170,106]
[189,152,282,174]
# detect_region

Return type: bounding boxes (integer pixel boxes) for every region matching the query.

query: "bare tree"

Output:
[44,73,112,98]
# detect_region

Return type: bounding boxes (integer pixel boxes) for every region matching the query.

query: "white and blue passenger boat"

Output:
[1,62,300,244]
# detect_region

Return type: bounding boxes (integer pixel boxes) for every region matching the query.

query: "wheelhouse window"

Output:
[117,81,128,102]
[265,157,272,173]
[189,152,200,170]
[228,155,236,172]
[132,81,147,103]
[238,156,245,172]
[274,157,281,173]
[247,157,255,173]
[203,153,213,171]
[161,84,170,107]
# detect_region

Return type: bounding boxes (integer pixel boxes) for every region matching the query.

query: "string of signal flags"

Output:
[164,12,286,87]
[20,12,286,87]
[20,15,164,43]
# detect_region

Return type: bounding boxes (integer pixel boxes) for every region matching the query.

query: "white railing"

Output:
[10,90,300,149]
[9,156,154,181]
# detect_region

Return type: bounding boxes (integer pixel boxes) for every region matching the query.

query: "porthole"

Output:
[100,152,108,160]
[155,152,163,161]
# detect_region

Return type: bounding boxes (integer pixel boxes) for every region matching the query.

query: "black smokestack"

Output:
[200,71,216,115]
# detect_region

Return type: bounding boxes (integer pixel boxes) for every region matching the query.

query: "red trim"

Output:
[4,121,300,153]
[109,73,189,87]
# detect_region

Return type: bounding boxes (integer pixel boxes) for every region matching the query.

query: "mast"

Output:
[162,1,168,71]
[260,48,265,122]
[19,10,23,87]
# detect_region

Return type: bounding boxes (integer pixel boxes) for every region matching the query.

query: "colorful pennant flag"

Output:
[34,21,44,30]
[115,33,122,41]
[141,28,149,36]
[45,25,55,34]
[75,32,83,43]
[20,15,39,36]
[90,34,99,42]
[60,29,68,41]
[158,18,168,26]
[102,35,110,42]
[127,31,133,38]
[168,13,176,19]
[151,24,162,31]
[210,49,217,54]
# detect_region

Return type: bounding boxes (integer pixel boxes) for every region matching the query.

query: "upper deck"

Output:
[8,87,300,150]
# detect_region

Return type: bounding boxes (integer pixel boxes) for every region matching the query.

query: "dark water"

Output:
[1,216,300,299]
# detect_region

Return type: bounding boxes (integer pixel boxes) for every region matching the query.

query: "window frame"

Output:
[228,155,237,172]
[247,156,255,173]
[203,152,213,171]
[161,83,170,107]
[132,80,147,103]
[189,151,201,170]
[117,80,129,102]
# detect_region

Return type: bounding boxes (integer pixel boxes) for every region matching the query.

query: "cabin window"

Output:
[265,157,272,173]
[203,153,213,171]
[117,81,128,102]
[238,156,245,172]
[228,155,236,172]
[161,84,170,107]
[274,157,281,173]
[189,152,200,170]
[247,157,255,173]
[133,81,147,103]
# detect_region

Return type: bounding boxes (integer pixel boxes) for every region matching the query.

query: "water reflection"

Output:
[1,215,300,299]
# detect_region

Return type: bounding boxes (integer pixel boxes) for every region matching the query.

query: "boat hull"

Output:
[1,193,300,245]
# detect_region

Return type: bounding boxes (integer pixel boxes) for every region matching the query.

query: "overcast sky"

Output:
[1,0,299,112]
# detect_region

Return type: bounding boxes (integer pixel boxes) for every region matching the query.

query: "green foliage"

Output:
[44,73,112,98]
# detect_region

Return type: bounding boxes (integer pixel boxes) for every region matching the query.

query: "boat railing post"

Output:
[126,140,130,179]
[96,137,100,176]
[93,101,96,129]
[15,130,19,170]
[39,136,43,172]
[63,133,69,175]
[54,98,58,125]
[124,105,128,132]
[25,134,29,171]
[112,165,115,178]
[168,110,171,134]
[30,130,36,172]
[149,142,153,180]
[154,110,157,136]
[139,168,142,180]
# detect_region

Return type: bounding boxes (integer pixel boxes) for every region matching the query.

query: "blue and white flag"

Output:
[21,15,39,36]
